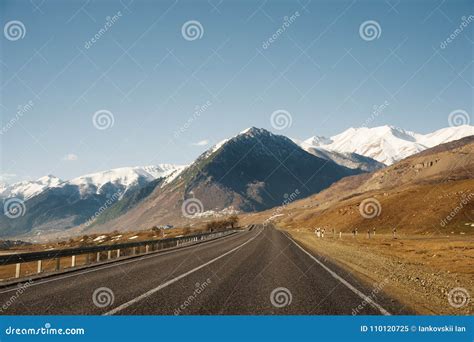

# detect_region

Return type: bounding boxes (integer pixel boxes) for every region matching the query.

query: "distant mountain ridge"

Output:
[3,125,472,200]
[301,125,474,165]
[0,165,184,200]
[1,124,472,241]
[0,175,63,200]
[0,165,185,239]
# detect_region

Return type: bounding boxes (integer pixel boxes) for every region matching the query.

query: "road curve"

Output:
[0,226,411,315]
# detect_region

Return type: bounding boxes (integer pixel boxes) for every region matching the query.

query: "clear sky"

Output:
[0,0,472,182]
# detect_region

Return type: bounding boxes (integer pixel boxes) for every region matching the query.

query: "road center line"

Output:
[284,232,391,316]
[104,227,264,315]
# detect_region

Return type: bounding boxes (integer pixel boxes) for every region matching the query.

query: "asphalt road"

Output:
[0,225,411,315]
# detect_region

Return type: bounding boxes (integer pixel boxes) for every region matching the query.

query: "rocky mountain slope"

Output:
[89,127,361,234]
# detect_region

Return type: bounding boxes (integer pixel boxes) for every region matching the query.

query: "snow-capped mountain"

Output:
[300,146,385,172]
[0,164,186,239]
[68,164,184,197]
[0,165,184,201]
[301,125,474,165]
[291,137,384,172]
[0,175,63,200]
[300,136,332,148]
[415,126,474,148]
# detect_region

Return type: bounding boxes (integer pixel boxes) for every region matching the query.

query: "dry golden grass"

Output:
[288,230,474,315]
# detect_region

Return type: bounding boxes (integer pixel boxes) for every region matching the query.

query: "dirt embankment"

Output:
[287,230,473,315]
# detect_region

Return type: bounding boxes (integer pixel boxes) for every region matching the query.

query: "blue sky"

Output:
[0,0,473,182]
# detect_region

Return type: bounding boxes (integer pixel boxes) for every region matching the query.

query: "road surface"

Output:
[0,225,410,315]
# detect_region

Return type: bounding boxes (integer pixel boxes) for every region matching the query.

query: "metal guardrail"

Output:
[0,229,237,281]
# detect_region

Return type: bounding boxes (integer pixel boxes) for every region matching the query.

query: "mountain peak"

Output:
[205,127,275,157]
[38,174,62,183]
[238,127,271,137]
[303,135,332,147]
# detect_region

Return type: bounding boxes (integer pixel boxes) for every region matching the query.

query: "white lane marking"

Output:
[285,233,391,316]
[0,231,248,294]
[104,227,263,315]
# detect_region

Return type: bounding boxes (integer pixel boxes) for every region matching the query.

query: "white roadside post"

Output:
[37,260,42,273]
[15,263,21,278]
[71,255,76,267]
[107,250,112,260]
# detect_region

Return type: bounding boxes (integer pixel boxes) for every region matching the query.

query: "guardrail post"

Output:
[96,252,100,262]
[133,247,137,255]
[37,260,42,273]
[71,255,76,267]
[15,263,21,278]
[107,250,112,260]
[55,258,60,271]
[145,245,149,253]
[116,249,120,258]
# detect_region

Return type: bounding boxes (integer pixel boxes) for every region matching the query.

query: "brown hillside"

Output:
[243,136,474,235]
